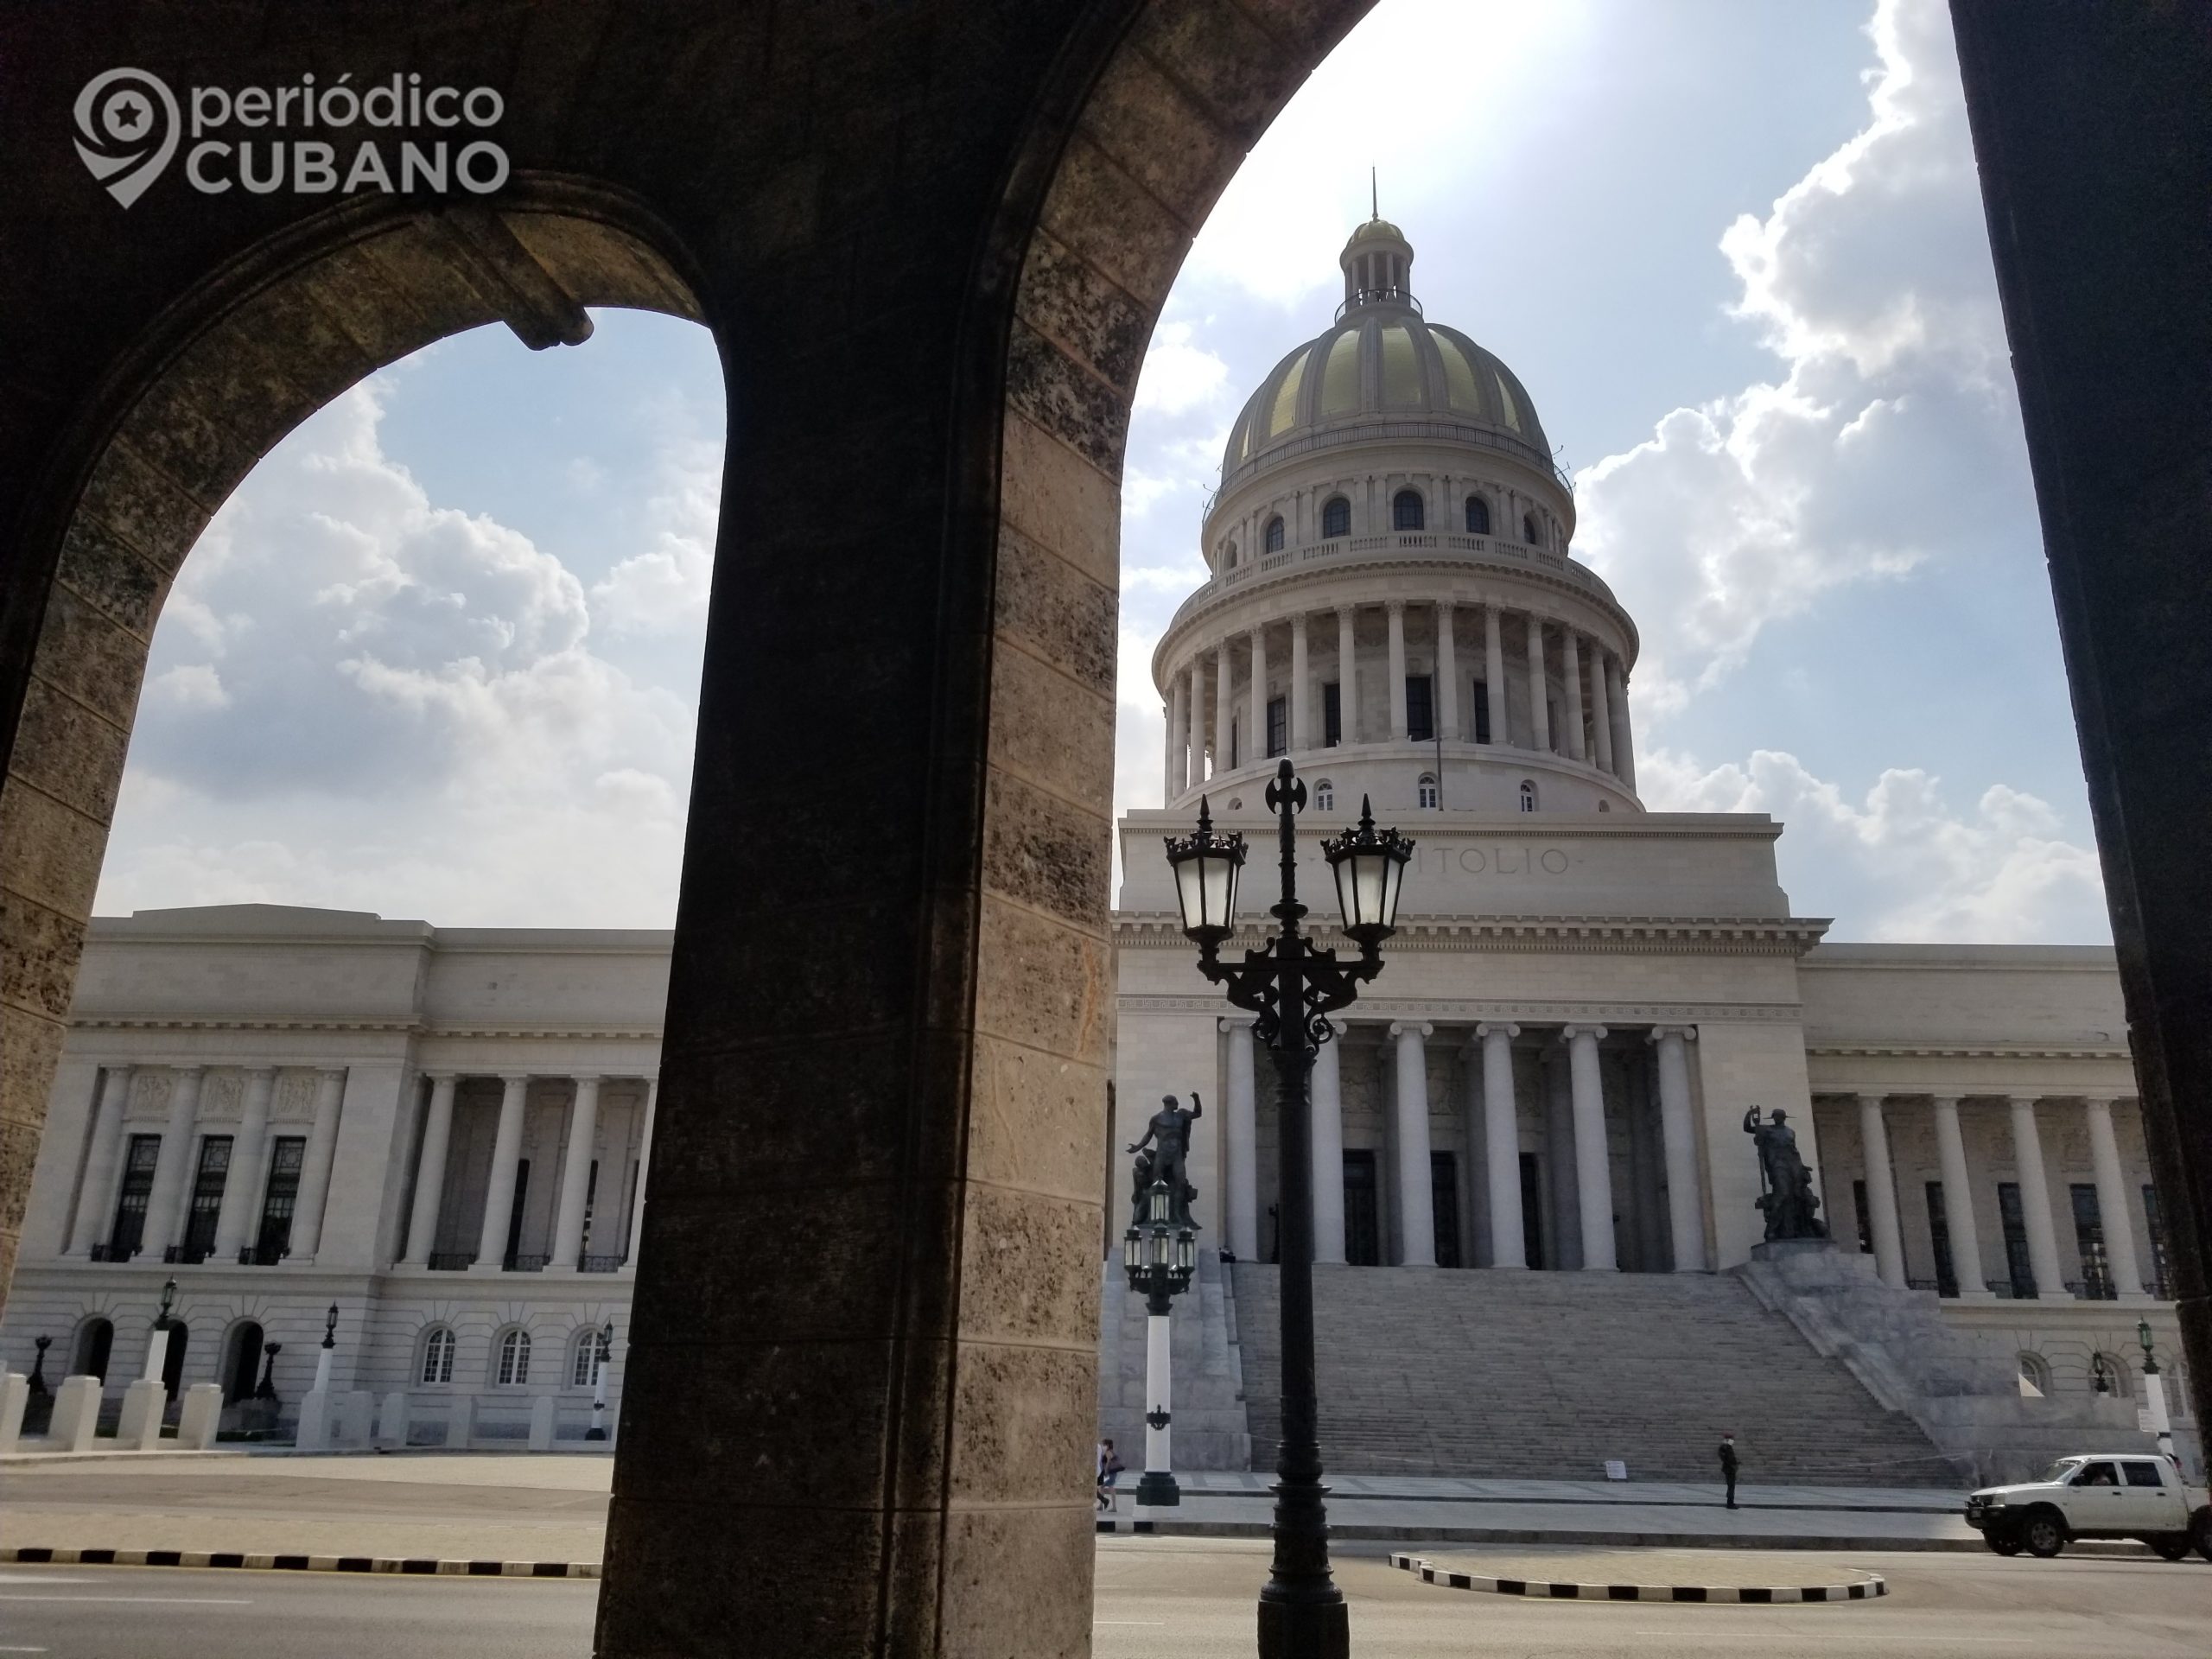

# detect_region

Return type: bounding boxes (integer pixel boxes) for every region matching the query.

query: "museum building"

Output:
[0,222,2194,1478]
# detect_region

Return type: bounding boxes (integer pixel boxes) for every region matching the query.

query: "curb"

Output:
[2,1546,598,1580]
[1096,1517,1975,1551]
[1388,1550,1885,1604]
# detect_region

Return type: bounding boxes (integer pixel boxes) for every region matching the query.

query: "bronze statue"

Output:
[1744,1105,1826,1241]
[1129,1091,1204,1228]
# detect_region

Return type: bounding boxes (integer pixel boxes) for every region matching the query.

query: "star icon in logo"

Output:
[107,91,151,138]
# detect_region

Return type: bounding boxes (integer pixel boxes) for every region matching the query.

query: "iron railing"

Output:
[578,1255,626,1274]
[426,1251,474,1272]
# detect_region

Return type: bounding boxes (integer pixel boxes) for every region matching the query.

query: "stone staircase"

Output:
[1096,1250,1251,1471]
[1230,1264,1961,1486]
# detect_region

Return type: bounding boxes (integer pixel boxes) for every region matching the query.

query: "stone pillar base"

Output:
[1134,1471,1181,1506]
[48,1376,101,1452]
[176,1383,223,1450]
[118,1377,167,1450]
[0,1373,28,1454]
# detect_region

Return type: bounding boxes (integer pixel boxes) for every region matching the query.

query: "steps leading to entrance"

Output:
[1230,1264,1958,1486]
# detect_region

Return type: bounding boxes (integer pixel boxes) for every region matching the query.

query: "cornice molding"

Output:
[1122,995,1802,1027]
[71,1015,664,1042]
[1114,911,1828,957]
[1805,1039,2131,1062]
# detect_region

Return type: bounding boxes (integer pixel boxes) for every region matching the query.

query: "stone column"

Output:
[1587,645,1614,774]
[1854,1095,1908,1287]
[1525,614,1551,753]
[1649,1028,1707,1272]
[1186,660,1205,782]
[550,1075,604,1270]
[1390,1022,1436,1267]
[1213,642,1233,775]
[1482,606,1505,745]
[1336,607,1358,745]
[288,1067,347,1261]
[212,1067,276,1259]
[1222,1020,1259,1262]
[1560,630,1588,762]
[2006,1096,2068,1298]
[1606,656,1636,787]
[1386,601,1408,740]
[68,1065,133,1255]
[401,1072,458,1266]
[626,1077,658,1268]
[1435,601,1458,742]
[1289,613,1310,753]
[1311,1021,1346,1265]
[2083,1095,2149,1296]
[1248,626,1268,759]
[473,1073,531,1271]
[1931,1096,1993,1299]
[139,1066,206,1259]
[1561,1027,1615,1270]
[1165,677,1186,800]
[1477,1024,1524,1269]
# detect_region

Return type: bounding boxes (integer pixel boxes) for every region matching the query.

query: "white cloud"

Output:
[1133,323,1230,416]
[148,663,230,711]
[588,429,722,639]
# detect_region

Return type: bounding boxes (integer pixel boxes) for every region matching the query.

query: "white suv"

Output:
[1965,1453,2212,1560]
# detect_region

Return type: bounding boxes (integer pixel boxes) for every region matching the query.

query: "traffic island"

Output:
[1389,1547,1887,1603]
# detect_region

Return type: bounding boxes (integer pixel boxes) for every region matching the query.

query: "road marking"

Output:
[0,1594,253,1605]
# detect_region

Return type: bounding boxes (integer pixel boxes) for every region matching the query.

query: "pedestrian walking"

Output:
[1096,1439,1125,1511]
[1719,1432,1739,1510]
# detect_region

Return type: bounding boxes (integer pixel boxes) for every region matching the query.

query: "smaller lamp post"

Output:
[312,1303,339,1396]
[143,1278,179,1386]
[1123,1180,1198,1505]
[255,1341,282,1404]
[27,1335,51,1402]
[2137,1319,2177,1464]
[586,1320,615,1442]
[2091,1351,2112,1396]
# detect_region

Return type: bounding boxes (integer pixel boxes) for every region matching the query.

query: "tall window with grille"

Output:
[179,1135,232,1262]
[1925,1180,1959,1296]
[1322,682,1341,747]
[497,1328,531,1387]
[1852,1179,1873,1255]
[1429,1151,1460,1268]
[255,1136,306,1262]
[1997,1182,2035,1296]
[419,1325,456,1385]
[2145,1184,2171,1297]
[1470,679,1491,743]
[2069,1184,2114,1299]
[108,1134,162,1258]
[1405,674,1433,742]
[1266,696,1287,759]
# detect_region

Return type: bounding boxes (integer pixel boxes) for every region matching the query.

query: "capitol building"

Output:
[2,220,2195,1480]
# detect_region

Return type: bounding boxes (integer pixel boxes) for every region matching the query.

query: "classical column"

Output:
[1248,626,1268,759]
[1186,660,1205,782]
[1649,1028,1707,1272]
[1931,1096,1993,1299]
[1435,601,1459,742]
[1561,1027,1615,1270]
[288,1067,348,1260]
[2006,1096,2068,1297]
[473,1073,531,1271]
[1386,601,1408,740]
[1311,1021,1346,1265]
[1165,677,1186,800]
[212,1067,276,1259]
[1560,630,1588,762]
[1854,1094,1907,1288]
[68,1065,134,1255]
[625,1077,658,1268]
[1606,656,1636,787]
[1336,607,1358,744]
[1477,1024,1524,1269]
[1482,606,1505,745]
[1587,645,1615,774]
[401,1072,459,1265]
[1214,642,1233,774]
[1289,613,1310,753]
[2083,1095,2149,1296]
[1223,1020,1259,1261]
[139,1066,206,1258]
[1525,614,1551,753]
[1390,1023,1436,1266]
[550,1075,604,1270]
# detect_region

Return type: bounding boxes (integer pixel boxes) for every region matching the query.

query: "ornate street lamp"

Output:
[2138,1319,2178,1463]
[587,1320,615,1442]
[311,1302,340,1400]
[2091,1351,2112,1395]
[1166,760,1413,1659]
[1123,1176,1198,1505]
[156,1277,178,1329]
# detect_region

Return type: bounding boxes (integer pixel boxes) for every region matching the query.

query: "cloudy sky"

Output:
[95,0,2110,944]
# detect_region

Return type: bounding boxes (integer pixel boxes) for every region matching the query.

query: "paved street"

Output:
[3,1541,2206,1657]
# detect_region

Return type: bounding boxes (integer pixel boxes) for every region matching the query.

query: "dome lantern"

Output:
[1339,216,1417,317]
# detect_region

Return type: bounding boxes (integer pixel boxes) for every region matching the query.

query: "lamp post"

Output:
[1165,760,1413,1659]
[1123,1179,1198,1505]
[313,1302,338,1396]
[2138,1319,2177,1464]
[2091,1351,2112,1396]
[587,1320,615,1441]
[144,1277,179,1385]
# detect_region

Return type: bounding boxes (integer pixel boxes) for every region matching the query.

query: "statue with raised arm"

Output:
[1128,1091,1204,1228]
[1743,1105,1826,1241]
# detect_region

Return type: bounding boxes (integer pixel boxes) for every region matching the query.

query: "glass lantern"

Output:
[1320,795,1414,946]
[1164,797,1247,949]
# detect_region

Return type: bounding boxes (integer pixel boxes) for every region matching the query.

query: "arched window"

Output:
[1518,779,1537,813]
[1465,495,1490,535]
[1313,779,1333,812]
[2018,1351,2051,1397]
[1264,515,1285,554]
[495,1327,531,1387]
[572,1326,612,1389]
[1417,773,1439,810]
[1522,512,1541,546]
[1224,539,1238,569]
[73,1317,113,1382]
[419,1325,456,1385]
[1320,496,1351,538]
[1393,489,1425,531]
[223,1320,266,1403]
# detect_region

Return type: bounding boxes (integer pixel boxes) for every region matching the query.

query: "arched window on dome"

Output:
[1313,779,1333,812]
[1522,512,1541,547]
[1518,779,1537,813]
[1417,773,1439,810]
[1264,515,1286,555]
[1465,494,1490,536]
[1321,496,1351,539]
[1393,490,1425,532]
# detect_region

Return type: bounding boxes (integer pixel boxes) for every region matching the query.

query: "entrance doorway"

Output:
[1343,1151,1380,1266]
[1519,1154,1546,1269]
[160,1324,189,1401]
[224,1322,265,1403]
[73,1318,113,1382]
[1430,1152,1461,1268]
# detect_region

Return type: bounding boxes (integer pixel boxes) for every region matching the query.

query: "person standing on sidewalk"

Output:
[1718,1433,1739,1509]
[1096,1439,1125,1511]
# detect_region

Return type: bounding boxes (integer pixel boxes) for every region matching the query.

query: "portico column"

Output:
[288,1067,347,1261]
[1931,1096,1993,1299]
[1854,1094,1907,1287]
[625,1077,658,1269]
[550,1075,604,1270]
[1336,607,1358,744]
[1213,642,1233,775]
[1649,1028,1707,1271]
[2082,1095,2149,1296]
[1561,1026,1615,1270]
[1606,657,1636,787]
[1165,677,1186,800]
[1223,1020,1259,1261]
[68,1065,134,1255]
[1390,1023,1436,1266]
[2006,1096,2067,1298]
[1186,660,1205,782]
[1587,645,1614,773]
[212,1067,276,1259]
[1560,630,1588,761]
[473,1073,531,1271]
[1311,1021,1345,1265]
[1477,1024,1524,1268]
[1524,614,1551,753]
[1386,601,1408,740]
[1248,626,1268,759]
[139,1066,206,1258]
[1482,607,1505,744]
[1289,613,1310,752]
[400,1072,459,1265]
[1435,602,1459,741]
